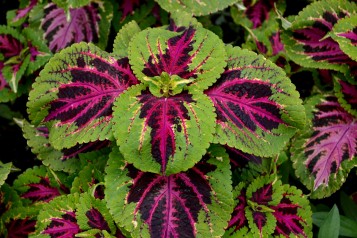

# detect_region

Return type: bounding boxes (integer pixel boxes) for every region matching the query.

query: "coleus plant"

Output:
[22,8,309,235]
[4,0,357,237]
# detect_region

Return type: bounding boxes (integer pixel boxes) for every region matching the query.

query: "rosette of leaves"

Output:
[225,175,312,237]
[281,0,357,76]
[291,94,357,198]
[27,17,305,175]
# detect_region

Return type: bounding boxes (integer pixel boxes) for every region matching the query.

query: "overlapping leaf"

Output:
[27,42,139,149]
[113,84,216,174]
[129,25,227,91]
[6,0,38,26]
[40,1,112,52]
[331,14,357,62]
[225,176,312,237]
[12,166,70,205]
[155,0,237,16]
[0,25,29,94]
[2,206,39,238]
[291,95,357,198]
[334,75,357,117]
[282,0,357,75]
[35,193,80,237]
[105,145,233,237]
[76,193,116,236]
[205,45,305,157]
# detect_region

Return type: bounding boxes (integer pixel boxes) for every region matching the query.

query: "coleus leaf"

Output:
[113,84,216,174]
[105,145,233,237]
[35,193,81,237]
[0,25,30,93]
[70,164,104,197]
[40,1,112,53]
[12,165,70,205]
[6,0,38,26]
[225,176,312,237]
[243,0,276,29]
[0,184,22,218]
[291,95,357,198]
[128,25,227,91]
[281,0,357,75]
[331,14,357,62]
[155,0,238,16]
[334,75,357,117]
[112,20,141,57]
[20,119,110,173]
[205,45,305,157]
[0,161,12,187]
[76,193,116,236]
[27,42,139,149]
[2,206,39,238]
[120,0,140,21]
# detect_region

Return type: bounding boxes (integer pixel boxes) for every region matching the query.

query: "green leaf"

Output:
[76,193,116,235]
[155,0,238,16]
[128,26,227,91]
[340,191,357,221]
[105,145,233,237]
[52,0,90,11]
[331,14,357,62]
[70,164,104,195]
[318,205,340,238]
[113,84,216,175]
[0,161,12,187]
[12,165,71,205]
[281,0,357,75]
[19,119,81,173]
[112,20,141,57]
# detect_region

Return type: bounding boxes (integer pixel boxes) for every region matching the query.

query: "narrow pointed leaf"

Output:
[113,84,216,174]
[129,25,227,90]
[6,0,38,26]
[205,45,305,157]
[331,14,357,62]
[27,42,139,149]
[282,0,357,75]
[291,95,357,198]
[0,161,12,187]
[318,205,340,238]
[155,0,238,16]
[105,145,233,237]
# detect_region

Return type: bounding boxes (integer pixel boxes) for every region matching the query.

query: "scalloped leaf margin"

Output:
[105,145,233,237]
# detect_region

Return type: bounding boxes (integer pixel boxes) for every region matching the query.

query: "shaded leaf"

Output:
[12,166,70,205]
[205,45,305,157]
[105,145,233,237]
[282,0,357,75]
[112,20,141,57]
[334,74,357,117]
[27,42,139,149]
[40,1,112,52]
[291,95,357,198]
[332,14,357,62]
[318,205,340,238]
[0,161,12,187]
